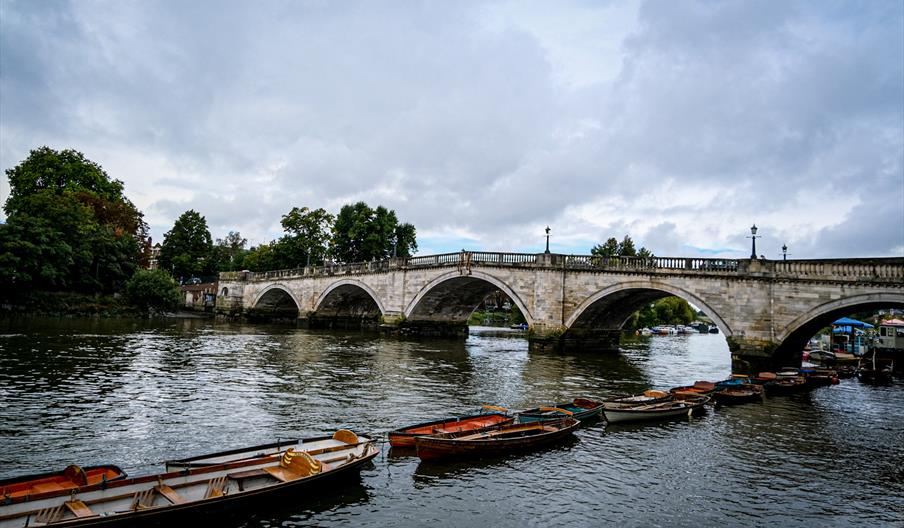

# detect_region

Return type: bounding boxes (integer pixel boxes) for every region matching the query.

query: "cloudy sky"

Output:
[2,0,902,259]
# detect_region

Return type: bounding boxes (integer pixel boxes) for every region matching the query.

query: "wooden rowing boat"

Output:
[165,430,376,471]
[0,465,126,501]
[388,412,513,448]
[712,384,764,404]
[603,390,671,406]
[602,396,709,423]
[669,381,716,399]
[517,398,604,423]
[0,430,379,528]
[414,418,580,461]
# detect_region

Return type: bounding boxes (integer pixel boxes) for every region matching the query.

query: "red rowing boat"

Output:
[388,411,513,447]
[0,465,126,500]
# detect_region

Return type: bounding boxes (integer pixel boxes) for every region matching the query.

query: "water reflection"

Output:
[1,319,901,527]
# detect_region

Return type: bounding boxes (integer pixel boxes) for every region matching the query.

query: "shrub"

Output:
[125,269,181,313]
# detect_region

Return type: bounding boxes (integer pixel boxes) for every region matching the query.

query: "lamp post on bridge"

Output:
[544,226,551,254]
[747,224,760,259]
[782,244,788,261]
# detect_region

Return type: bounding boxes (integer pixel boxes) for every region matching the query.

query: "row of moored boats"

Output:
[0,366,858,527]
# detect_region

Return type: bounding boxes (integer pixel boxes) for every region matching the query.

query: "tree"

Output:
[591,237,620,257]
[210,231,248,272]
[0,147,146,294]
[618,235,637,257]
[125,269,181,313]
[331,202,417,262]
[279,207,334,266]
[591,234,652,258]
[158,210,213,279]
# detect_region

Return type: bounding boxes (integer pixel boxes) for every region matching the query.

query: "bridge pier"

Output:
[527,326,621,353]
[727,337,802,375]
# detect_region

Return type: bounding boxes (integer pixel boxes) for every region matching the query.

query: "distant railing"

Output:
[220,252,903,283]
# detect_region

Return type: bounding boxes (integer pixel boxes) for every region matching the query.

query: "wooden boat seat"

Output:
[263,448,322,483]
[155,484,186,504]
[31,482,67,494]
[64,500,96,518]
[332,429,358,445]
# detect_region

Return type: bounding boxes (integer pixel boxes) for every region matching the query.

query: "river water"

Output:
[1,318,902,527]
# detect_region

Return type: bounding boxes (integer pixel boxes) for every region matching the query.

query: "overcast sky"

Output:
[2,0,902,258]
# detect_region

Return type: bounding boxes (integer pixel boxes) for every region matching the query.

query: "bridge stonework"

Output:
[216,252,904,373]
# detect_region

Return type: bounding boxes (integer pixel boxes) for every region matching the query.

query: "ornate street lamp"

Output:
[544,226,551,254]
[747,224,760,259]
[782,244,788,261]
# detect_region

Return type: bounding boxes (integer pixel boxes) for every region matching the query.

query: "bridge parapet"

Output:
[219,252,904,284]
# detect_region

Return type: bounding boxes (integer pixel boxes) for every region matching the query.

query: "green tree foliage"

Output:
[591,234,652,258]
[591,237,620,257]
[158,210,213,279]
[279,207,334,266]
[627,297,696,329]
[210,231,248,272]
[0,147,145,294]
[125,269,181,313]
[331,202,417,262]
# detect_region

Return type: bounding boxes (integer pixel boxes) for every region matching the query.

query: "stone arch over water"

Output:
[311,279,385,329]
[567,280,729,334]
[773,292,904,362]
[251,284,300,319]
[405,270,534,326]
[561,280,729,352]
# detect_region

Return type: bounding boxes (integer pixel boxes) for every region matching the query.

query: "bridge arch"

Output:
[250,284,301,317]
[775,292,904,358]
[566,280,731,335]
[313,279,386,316]
[404,270,534,325]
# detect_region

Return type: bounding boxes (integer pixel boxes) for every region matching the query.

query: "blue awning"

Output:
[833,317,873,328]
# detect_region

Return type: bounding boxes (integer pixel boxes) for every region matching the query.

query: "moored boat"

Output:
[0,465,127,501]
[388,412,513,448]
[0,431,379,528]
[669,381,716,399]
[602,397,709,424]
[166,430,377,470]
[603,390,670,406]
[517,398,604,423]
[414,418,580,461]
[712,384,764,405]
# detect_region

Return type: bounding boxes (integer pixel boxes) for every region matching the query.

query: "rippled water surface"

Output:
[1,319,902,527]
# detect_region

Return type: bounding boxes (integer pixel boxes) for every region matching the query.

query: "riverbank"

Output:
[0,291,213,319]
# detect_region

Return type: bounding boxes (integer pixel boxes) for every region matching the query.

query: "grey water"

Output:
[1,318,902,527]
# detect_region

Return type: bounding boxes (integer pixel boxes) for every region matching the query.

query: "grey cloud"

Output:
[1,0,901,257]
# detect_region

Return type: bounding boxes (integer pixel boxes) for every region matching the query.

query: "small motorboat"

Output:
[388,411,513,448]
[165,430,376,471]
[517,398,604,423]
[602,396,709,424]
[1,430,379,528]
[0,465,126,501]
[414,418,579,461]
[807,349,836,364]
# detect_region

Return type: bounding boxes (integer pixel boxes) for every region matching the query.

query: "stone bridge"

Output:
[216,252,904,373]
